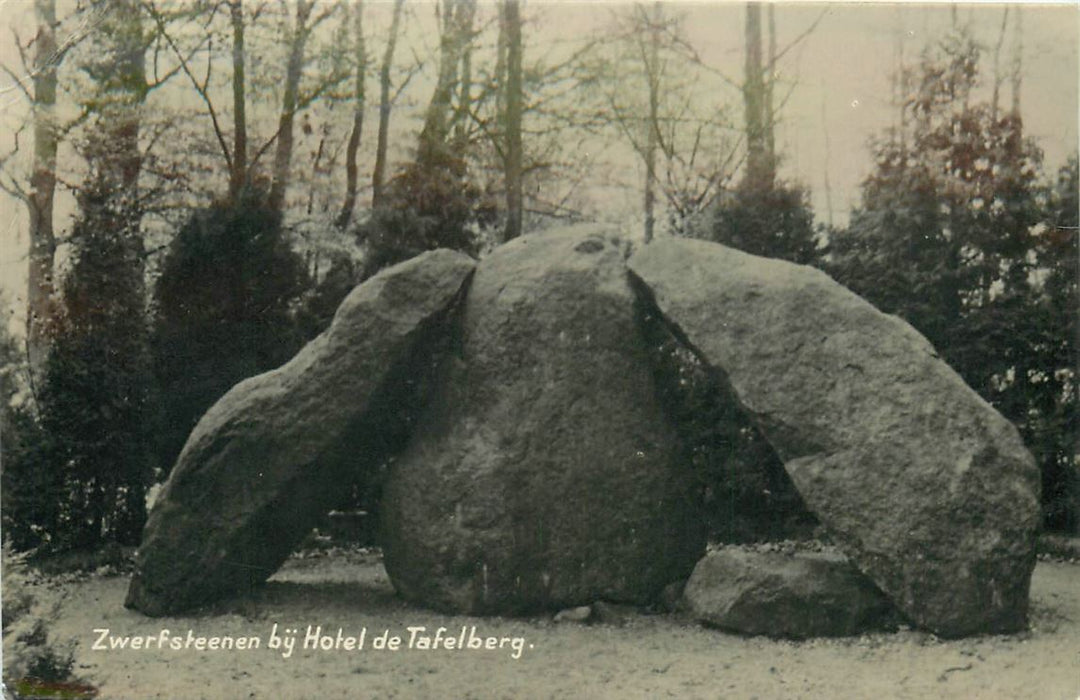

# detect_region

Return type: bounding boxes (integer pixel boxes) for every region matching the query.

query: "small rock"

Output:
[554,605,592,623]
[683,548,898,639]
[591,600,636,626]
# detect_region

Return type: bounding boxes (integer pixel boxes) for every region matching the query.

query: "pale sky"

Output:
[0,1,1077,333]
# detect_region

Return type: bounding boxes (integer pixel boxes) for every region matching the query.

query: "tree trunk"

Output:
[821,80,833,228]
[1011,4,1022,121]
[643,2,661,243]
[268,0,314,214]
[228,0,248,203]
[495,1,508,128]
[503,0,523,242]
[892,5,908,144]
[371,0,404,208]
[765,3,776,167]
[453,2,475,150]
[337,0,366,228]
[99,0,148,268]
[417,0,474,165]
[418,0,458,160]
[742,2,770,192]
[26,0,59,385]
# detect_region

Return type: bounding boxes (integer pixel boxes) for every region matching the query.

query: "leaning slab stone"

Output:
[126,250,476,616]
[381,226,705,615]
[629,238,1041,637]
[683,548,897,638]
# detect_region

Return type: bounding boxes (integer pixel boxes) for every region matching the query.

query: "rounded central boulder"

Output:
[381,227,704,615]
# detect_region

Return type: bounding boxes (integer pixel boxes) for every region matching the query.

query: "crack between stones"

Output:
[627,268,786,454]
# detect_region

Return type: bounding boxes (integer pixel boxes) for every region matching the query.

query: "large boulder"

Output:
[628,238,1041,637]
[683,548,897,638]
[381,226,705,615]
[126,250,476,616]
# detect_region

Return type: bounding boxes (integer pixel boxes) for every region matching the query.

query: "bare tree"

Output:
[453,2,476,151]
[1010,4,1022,120]
[143,0,231,200]
[336,0,366,228]
[642,2,660,243]
[147,0,346,213]
[821,78,833,228]
[890,5,908,143]
[742,1,771,192]
[26,0,60,383]
[371,0,405,208]
[463,4,603,230]
[589,4,739,236]
[417,0,476,163]
[990,7,1007,119]
[78,0,150,243]
[591,3,671,241]
[685,2,821,194]
[502,0,523,241]
[268,0,316,213]
[494,1,508,124]
[228,0,248,202]
[765,3,776,167]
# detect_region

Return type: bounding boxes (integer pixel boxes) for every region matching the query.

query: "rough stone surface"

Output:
[381,226,704,615]
[629,238,1041,637]
[683,549,897,638]
[126,251,476,616]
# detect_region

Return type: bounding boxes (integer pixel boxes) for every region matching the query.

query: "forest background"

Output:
[0,0,1076,558]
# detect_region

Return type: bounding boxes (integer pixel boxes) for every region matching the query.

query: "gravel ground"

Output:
[13,546,1078,700]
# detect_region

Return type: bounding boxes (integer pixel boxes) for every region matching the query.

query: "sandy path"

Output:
[38,552,1080,700]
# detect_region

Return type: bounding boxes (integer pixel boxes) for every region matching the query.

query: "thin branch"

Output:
[54,173,84,195]
[146,59,188,92]
[526,195,585,220]
[145,21,209,92]
[666,33,740,90]
[391,56,423,102]
[142,0,233,170]
[548,161,593,217]
[250,1,269,23]
[308,2,338,33]
[56,105,93,140]
[772,8,829,65]
[0,124,29,199]
[151,27,164,83]
[531,37,601,85]
[295,72,349,112]
[0,167,29,202]
[54,3,105,64]
[604,90,648,161]
[464,106,506,163]
[142,118,179,159]
[202,34,214,97]
[772,76,800,119]
[0,61,33,102]
[13,26,29,77]
[249,128,281,171]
